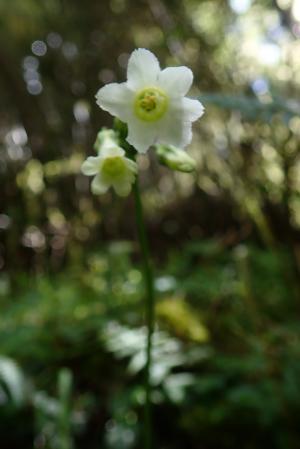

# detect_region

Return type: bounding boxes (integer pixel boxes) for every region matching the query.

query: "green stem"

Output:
[113,119,155,447]
[133,176,155,449]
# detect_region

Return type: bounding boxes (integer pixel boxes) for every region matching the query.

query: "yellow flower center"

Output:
[102,156,126,178]
[134,87,168,122]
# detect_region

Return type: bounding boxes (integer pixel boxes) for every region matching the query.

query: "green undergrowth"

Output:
[0,240,299,449]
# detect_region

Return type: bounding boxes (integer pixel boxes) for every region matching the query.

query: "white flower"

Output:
[81,145,137,197]
[96,48,204,154]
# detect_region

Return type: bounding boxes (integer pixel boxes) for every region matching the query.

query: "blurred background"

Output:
[1,0,300,448]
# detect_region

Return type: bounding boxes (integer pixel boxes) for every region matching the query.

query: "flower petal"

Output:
[96,82,134,121]
[158,67,193,97]
[101,145,125,158]
[126,120,157,154]
[91,174,109,195]
[125,158,138,174]
[183,98,204,122]
[159,119,192,149]
[127,48,160,90]
[156,97,204,148]
[157,101,192,149]
[113,180,132,197]
[81,156,101,176]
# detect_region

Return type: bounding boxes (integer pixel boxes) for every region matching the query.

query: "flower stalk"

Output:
[115,118,155,448]
[81,48,204,449]
[132,176,155,449]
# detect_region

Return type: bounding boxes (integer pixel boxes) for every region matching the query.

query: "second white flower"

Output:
[81,145,137,197]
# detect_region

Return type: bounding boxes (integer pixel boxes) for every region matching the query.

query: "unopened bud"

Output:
[94,128,120,153]
[156,144,196,173]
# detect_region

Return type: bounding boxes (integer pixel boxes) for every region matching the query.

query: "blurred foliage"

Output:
[0,241,300,448]
[1,0,300,447]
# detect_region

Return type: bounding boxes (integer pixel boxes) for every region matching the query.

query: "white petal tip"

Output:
[126,136,150,154]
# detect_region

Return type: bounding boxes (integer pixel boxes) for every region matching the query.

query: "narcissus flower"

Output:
[81,145,137,197]
[96,48,204,154]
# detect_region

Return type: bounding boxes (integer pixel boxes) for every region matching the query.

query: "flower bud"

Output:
[94,128,120,154]
[155,144,196,173]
